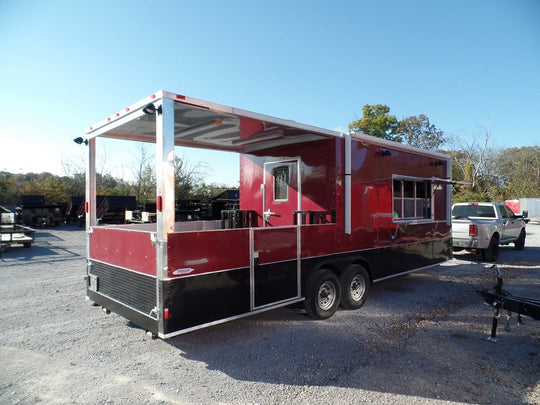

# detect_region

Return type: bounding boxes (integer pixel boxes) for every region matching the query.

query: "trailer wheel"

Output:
[305,269,341,320]
[514,229,526,250]
[481,235,499,262]
[340,264,370,310]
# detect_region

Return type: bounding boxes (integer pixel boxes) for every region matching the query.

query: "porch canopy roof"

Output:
[85,91,339,154]
[85,90,450,160]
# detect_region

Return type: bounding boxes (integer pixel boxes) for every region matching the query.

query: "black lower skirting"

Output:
[162,268,251,333]
[87,238,452,336]
[87,289,159,335]
[301,238,452,283]
[89,261,156,315]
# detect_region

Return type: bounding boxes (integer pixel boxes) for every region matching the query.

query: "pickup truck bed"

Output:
[452,202,526,261]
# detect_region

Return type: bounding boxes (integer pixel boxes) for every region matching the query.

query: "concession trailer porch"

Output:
[83,91,452,338]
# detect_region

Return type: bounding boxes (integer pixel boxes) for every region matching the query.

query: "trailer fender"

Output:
[301,256,372,293]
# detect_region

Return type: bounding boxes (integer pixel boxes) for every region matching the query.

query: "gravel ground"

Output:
[0,224,539,405]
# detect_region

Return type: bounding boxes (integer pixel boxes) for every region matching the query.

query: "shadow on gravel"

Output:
[164,266,539,404]
[453,245,540,266]
[0,229,83,264]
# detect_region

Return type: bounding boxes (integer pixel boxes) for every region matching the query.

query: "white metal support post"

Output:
[344,133,352,234]
[85,137,97,282]
[86,138,97,229]
[446,159,452,226]
[86,137,97,240]
[155,96,175,332]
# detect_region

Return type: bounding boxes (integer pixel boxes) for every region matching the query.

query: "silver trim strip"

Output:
[249,228,255,311]
[159,297,305,339]
[90,290,158,320]
[372,261,444,283]
[299,236,452,262]
[165,265,249,281]
[89,259,157,279]
[253,296,302,311]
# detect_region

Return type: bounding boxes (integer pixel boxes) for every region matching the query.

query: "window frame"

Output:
[392,176,433,222]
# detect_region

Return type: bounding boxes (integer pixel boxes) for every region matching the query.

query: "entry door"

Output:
[263,160,300,227]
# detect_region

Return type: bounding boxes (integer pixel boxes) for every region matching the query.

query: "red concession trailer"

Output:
[84,91,452,338]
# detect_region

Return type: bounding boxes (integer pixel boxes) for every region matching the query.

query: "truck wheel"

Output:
[340,264,370,310]
[514,229,526,250]
[481,236,499,262]
[304,269,341,320]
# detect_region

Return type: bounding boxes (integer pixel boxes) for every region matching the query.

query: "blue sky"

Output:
[1,0,539,185]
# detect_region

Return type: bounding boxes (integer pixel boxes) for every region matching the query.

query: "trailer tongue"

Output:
[83,91,452,338]
[476,265,540,342]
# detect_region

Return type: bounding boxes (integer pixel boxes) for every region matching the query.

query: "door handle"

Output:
[263,210,276,222]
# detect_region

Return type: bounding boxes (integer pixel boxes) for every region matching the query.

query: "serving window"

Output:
[393,178,432,220]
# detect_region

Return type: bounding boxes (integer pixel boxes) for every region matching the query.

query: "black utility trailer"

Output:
[476,264,540,342]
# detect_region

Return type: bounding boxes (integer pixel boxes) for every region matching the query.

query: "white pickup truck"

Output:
[451,202,527,261]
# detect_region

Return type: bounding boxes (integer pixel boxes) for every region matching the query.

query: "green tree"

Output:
[20,173,70,204]
[348,104,399,141]
[0,173,19,205]
[63,173,85,198]
[498,146,540,199]
[192,183,237,201]
[395,114,445,150]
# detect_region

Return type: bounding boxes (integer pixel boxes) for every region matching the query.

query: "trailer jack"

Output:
[476,264,540,342]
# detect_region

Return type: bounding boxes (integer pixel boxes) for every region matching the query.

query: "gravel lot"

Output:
[1,224,539,404]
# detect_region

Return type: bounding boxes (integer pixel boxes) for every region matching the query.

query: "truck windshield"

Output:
[452,205,496,218]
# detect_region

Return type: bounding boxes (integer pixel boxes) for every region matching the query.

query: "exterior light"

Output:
[143,103,162,115]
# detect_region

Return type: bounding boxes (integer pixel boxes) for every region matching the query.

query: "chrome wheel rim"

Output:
[350,275,366,301]
[318,281,337,310]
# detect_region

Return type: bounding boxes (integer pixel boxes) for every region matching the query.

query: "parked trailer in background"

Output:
[20,195,64,227]
[0,206,35,254]
[506,199,540,223]
[83,91,452,338]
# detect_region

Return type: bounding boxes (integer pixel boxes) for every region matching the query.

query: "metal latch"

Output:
[263,210,276,223]
[150,232,158,247]
[88,274,99,292]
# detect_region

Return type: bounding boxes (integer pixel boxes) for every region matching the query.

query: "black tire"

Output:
[339,264,370,310]
[514,229,526,250]
[23,243,31,248]
[481,235,499,262]
[304,269,341,320]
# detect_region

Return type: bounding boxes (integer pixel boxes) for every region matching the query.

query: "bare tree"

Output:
[447,126,493,191]
[61,150,86,197]
[173,154,208,200]
[131,143,155,204]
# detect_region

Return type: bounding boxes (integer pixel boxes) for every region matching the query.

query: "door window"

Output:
[273,167,289,201]
[501,205,514,218]
[264,160,299,227]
